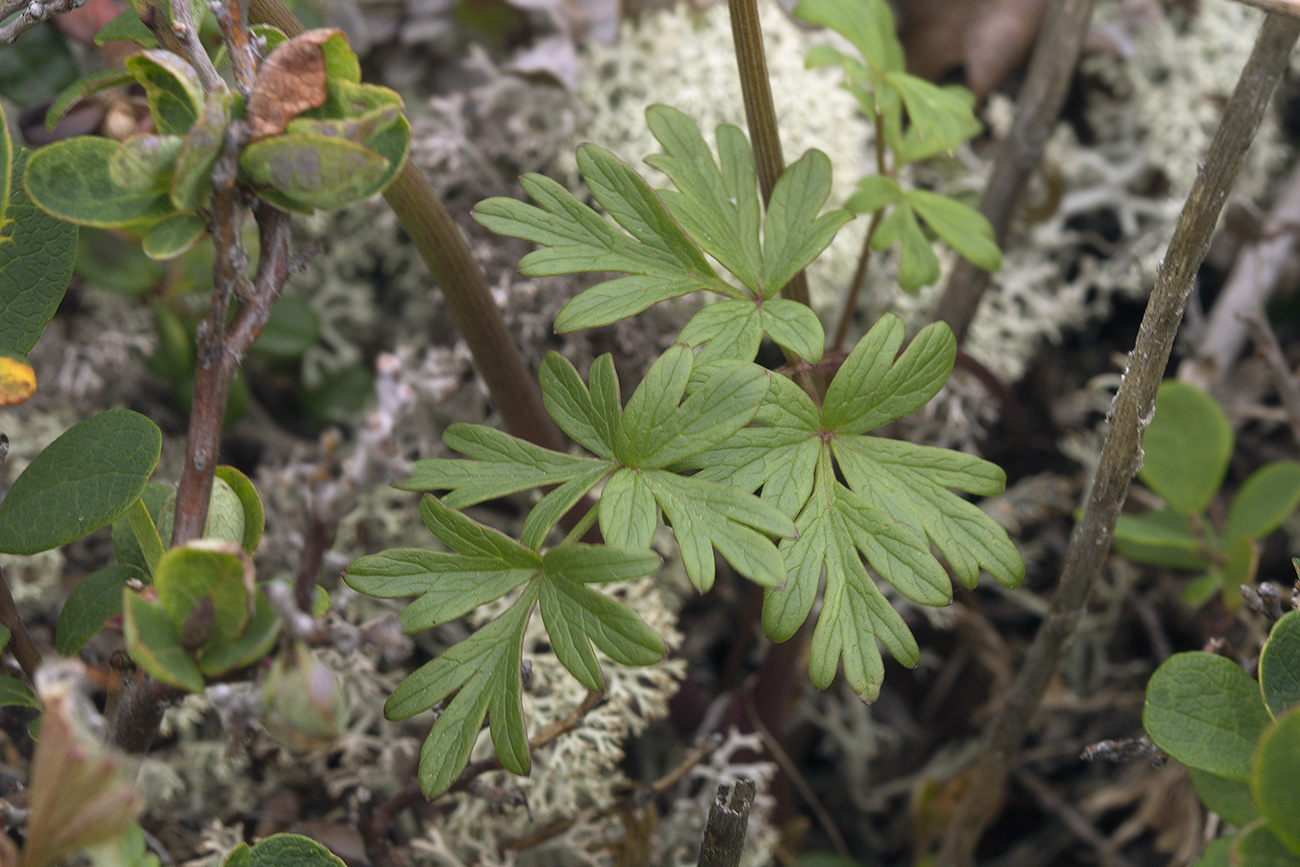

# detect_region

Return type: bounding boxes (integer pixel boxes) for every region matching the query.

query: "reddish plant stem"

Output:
[0,567,40,682]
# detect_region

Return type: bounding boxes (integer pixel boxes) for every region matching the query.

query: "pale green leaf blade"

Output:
[644,105,762,290]
[759,299,825,365]
[170,88,231,211]
[124,50,203,136]
[1233,824,1300,867]
[538,577,602,689]
[642,362,770,467]
[822,312,904,429]
[833,436,1022,589]
[143,213,206,260]
[240,134,391,212]
[1143,651,1271,781]
[0,148,77,358]
[825,317,956,433]
[1188,767,1259,828]
[836,485,951,606]
[153,543,250,645]
[94,8,157,46]
[844,174,902,214]
[617,344,694,464]
[1253,709,1300,853]
[540,574,665,690]
[487,627,529,776]
[872,203,939,292]
[541,544,661,585]
[1261,610,1300,717]
[519,464,613,550]
[0,410,161,555]
[598,469,657,549]
[810,541,884,697]
[1140,381,1231,515]
[344,549,536,631]
[555,273,707,332]
[24,136,175,228]
[793,0,904,73]
[677,299,765,364]
[123,591,204,692]
[887,73,980,159]
[760,148,852,297]
[764,500,833,642]
[539,352,618,459]
[1224,461,1300,543]
[905,189,1000,273]
[415,673,492,795]
[1113,510,1209,571]
[418,496,538,566]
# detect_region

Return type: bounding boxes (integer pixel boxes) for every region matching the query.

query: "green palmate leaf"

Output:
[357,497,664,797]
[45,69,136,132]
[1260,610,1300,717]
[240,134,391,212]
[904,189,1000,273]
[677,297,825,368]
[25,136,175,228]
[0,675,38,709]
[845,174,902,214]
[124,50,203,136]
[143,213,206,260]
[56,564,145,656]
[679,315,1021,699]
[761,147,851,298]
[794,0,903,75]
[871,202,939,292]
[1189,767,1260,828]
[1225,461,1300,543]
[1144,651,1272,782]
[170,89,231,212]
[1253,708,1300,853]
[1,148,78,359]
[123,591,204,691]
[0,410,161,555]
[887,76,980,163]
[1140,381,1232,515]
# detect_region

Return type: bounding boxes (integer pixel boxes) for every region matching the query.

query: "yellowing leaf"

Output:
[0,356,34,405]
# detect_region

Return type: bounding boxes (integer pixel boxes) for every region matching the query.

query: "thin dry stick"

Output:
[698,779,756,867]
[930,0,1098,346]
[247,0,565,455]
[933,13,1300,867]
[0,566,40,681]
[1240,311,1300,446]
[728,0,810,309]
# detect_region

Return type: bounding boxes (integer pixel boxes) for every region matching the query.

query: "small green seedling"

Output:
[1144,588,1300,866]
[1113,380,1300,606]
[347,102,1022,799]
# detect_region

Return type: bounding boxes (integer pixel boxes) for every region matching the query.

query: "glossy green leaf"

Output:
[1,148,78,358]
[56,564,144,657]
[240,133,391,211]
[244,834,347,867]
[124,50,203,136]
[197,587,280,676]
[95,9,157,46]
[1225,461,1300,543]
[905,189,1000,273]
[1234,823,1300,866]
[122,591,204,692]
[44,69,136,132]
[111,483,170,573]
[25,136,175,228]
[170,88,231,212]
[1253,708,1300,852]
[1143,652,1271,781]
[1140,381,1232,515]
[0,410,161,555]
[153,542,251,647]
[142,213,206,260]
[1261,611,1300,717]
[0,675,38,709]
[1189,767,1260,828]
[214,465,265,554]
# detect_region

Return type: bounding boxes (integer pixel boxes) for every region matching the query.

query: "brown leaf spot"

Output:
[245,29,339,140]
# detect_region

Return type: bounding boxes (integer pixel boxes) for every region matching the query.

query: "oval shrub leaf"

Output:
[0,409,162,554]
[1225,460,1300,544]
[214,465,264,554]
[108,134,183,194]
[1261,610,1300,717]
[143,213,206,260]
[1139,381,1231,515]
[124,50,203,136]
[56,563,144,656]
[170,88,230,211]
[239,133,390,211]
[1143,651,1271,782]
[1253,708,1300,853]
[25,136,175,228]
[123,591,204,692]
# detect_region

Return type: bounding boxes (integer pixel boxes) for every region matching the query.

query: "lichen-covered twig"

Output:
[1240,311,1300,446]
[933,13,1300,866]
[0,0,84,44]
[698,779,756,867]
[931,0,1099,345]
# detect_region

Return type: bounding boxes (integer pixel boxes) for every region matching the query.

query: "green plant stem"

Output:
[932,14,1300,866]
[930,0,1098,346]
[831,209,882,352]
[560,503,600,547]
[248,0,565,455]
[0,566,40,682]
[727,0,810,310]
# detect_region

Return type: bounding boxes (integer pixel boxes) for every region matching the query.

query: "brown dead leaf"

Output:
[896,0,1051,100]
[245,29,336,140]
